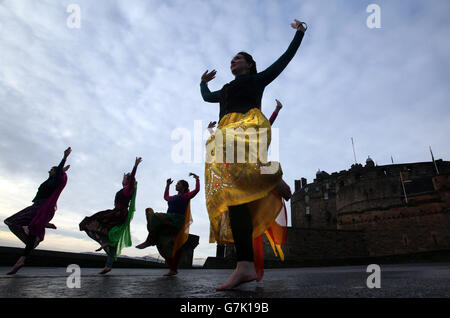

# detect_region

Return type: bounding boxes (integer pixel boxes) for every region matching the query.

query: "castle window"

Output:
[305,206,310,215]
[325,210,331,222]
[324,192,329,200]
[432,233,438,246]
[402,234,408,248]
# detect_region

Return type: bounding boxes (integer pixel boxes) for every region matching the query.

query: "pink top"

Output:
[164,178,200,201]
[268,109,279,125]
[122,165,137,197]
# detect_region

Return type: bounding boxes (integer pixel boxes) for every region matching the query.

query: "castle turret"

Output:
[366,156,375,167]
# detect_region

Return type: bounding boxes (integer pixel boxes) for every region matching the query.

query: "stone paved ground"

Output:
[0,262,450,298]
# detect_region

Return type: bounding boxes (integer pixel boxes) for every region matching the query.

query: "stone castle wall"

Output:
[285,160,450,263]
[263,227,368,262]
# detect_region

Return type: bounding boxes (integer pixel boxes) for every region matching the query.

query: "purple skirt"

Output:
[4,199,45,244]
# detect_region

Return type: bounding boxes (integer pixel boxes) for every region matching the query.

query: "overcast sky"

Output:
[1,0,449,263]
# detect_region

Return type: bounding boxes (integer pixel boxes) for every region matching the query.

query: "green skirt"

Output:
[146,208,185,259]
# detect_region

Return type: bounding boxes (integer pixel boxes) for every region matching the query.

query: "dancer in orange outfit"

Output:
[136,173,200,276]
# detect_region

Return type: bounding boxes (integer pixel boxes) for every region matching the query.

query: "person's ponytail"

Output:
[238,51,257,75]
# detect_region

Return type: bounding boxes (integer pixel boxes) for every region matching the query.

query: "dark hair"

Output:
[178,180,189,193]
[238,51,257,75]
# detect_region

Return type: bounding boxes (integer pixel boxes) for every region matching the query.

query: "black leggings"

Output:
[228,203,254,262]
[23,235,37,257]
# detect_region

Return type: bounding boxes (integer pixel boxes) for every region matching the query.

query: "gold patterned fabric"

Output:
[205,108,283,244]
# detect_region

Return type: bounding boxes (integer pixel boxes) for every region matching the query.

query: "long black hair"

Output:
[238,51,257,75]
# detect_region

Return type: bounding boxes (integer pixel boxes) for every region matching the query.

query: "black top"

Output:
[114,189,128,208]
[201,30,305,121]
[32,157,66,202]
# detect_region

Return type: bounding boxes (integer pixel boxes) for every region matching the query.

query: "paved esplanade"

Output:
[0,263,449,298]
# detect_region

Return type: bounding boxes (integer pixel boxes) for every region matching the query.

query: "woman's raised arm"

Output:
[256,19,307,87]
[200,70,221,102]
[123,157,141,196]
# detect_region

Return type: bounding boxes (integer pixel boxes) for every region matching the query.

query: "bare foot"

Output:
[99,268,112,275]
[216,261,257,291]
[163,270,178,277]
[7,257,26,275]
[136,233,157,249]
[96,243,109,252]
[136,241,152,249]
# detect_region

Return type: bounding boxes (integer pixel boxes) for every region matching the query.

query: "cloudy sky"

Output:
[1,0,449,264]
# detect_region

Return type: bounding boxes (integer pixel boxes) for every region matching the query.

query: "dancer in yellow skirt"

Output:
[200,19,307,290]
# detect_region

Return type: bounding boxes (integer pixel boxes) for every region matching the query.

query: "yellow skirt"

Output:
[205,108,283,244]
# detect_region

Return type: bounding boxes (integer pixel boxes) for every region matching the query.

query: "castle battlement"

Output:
[288,158,450,259]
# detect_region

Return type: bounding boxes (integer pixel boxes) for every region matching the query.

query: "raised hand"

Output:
[64,147,72,159]
[189,172,199,179]
[201,70,217,83]
[275,99,283,111]
[290,19,307,32]
[166,178,173,186]
[63,165,71,172]
[208,121,217,129]
[135,157,143,167]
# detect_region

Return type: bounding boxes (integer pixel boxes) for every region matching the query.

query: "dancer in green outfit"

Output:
[79,157,142,274]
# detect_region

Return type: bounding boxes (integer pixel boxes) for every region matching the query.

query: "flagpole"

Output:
[430,146,440,175]
[400,171,408,204]
[351,137,357,164]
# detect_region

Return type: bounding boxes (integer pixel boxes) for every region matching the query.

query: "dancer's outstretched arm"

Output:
[269,99,283,125]
[256,19,307,87]
[123,157,141,196]
[200,70,221,102]
[48,147,72,187]
[164,178,173,201]
[183,173,200,200]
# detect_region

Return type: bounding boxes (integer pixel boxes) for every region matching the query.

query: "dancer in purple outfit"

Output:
[4,147,72,275]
